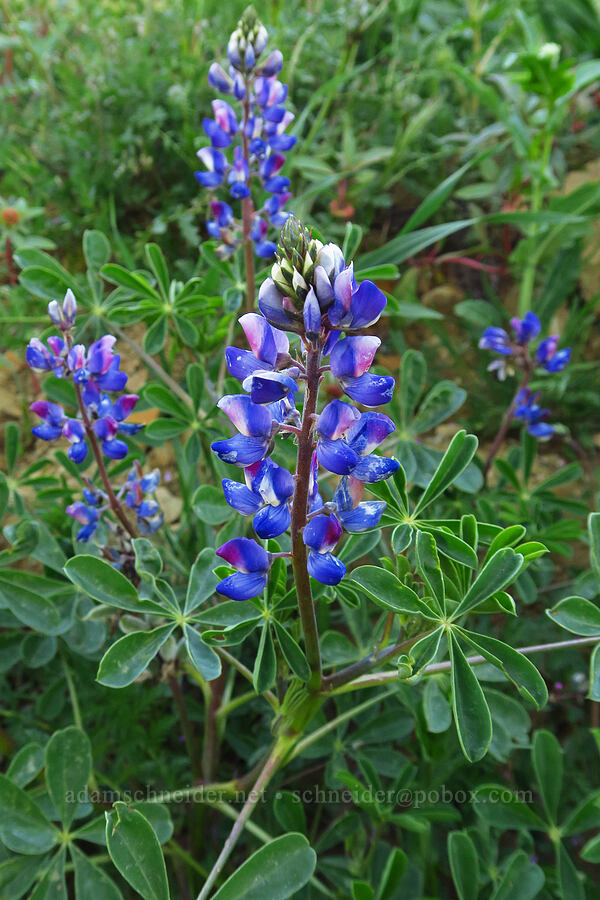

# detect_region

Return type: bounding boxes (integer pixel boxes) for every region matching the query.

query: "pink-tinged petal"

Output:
[94,416,119,441]
[30,401,64,425]
[112,394,138,421]
[218,394,273,437]
[317,399,361,440]
[303,514,343,553]
[47,336,65,356]
[217,537,270,573]
[68,344,86,370]
[239,313,278,365]
[87,335,117,375]
[346,411,395,455]
[333,263,355,316]
[330,336,381,378]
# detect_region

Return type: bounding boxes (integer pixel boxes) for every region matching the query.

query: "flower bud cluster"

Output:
[211,218,398,601]
[195,6,295,259]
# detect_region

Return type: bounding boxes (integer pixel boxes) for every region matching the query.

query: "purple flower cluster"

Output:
[195,7,295,259]
[67,465,163,544]
[26,290,163,547]
[479,311,570,438]
[211,217,398,601]
[26,291,140,463]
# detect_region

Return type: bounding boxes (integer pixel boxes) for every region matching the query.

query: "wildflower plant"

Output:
[2,6,600,900]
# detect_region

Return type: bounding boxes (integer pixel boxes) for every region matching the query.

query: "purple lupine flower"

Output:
[328,264,387,331]
[212,217,398,600]
[211,394,276,465]
[225,312,299,403]
[216,537,271,600]
[26,336,66,376]
[303,515,346,585]
[514,389,555,438]
[30,401,65,441]
[510,311,541,344]
[125,465,163,534]
[316,401,398,481]
[536,336,571,372]
[66,501,99,542]
[196,7,295,260]
[333,476,386,532]
[479,327,512,355]
[222,458,294,538]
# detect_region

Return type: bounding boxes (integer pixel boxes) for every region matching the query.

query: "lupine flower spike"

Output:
[479,311,570,438]
[26,290,163,562]
[212,216,398,600]
[196,6,296,261]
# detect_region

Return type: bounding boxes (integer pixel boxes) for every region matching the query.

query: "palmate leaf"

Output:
[45,727,92,829]
[447,831,479,900]
[106,803,169,900]
[452,549,524,619]
[458,629,547,709]
[96,625,175,688]
[546,596,600,635]
[211,833,316,900]
[414,431,479,515]
[449,632,492,762]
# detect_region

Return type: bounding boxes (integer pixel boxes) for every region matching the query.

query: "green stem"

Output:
[60,650,98,792]
[241,73,256,313]
[517,131,553,316]
[196,738,290,900]
[332,635,600,694]
[289,689,394,761]
[321,630,432,692]
[290,345,323,690]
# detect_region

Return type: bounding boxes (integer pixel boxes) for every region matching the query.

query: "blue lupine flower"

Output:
[225,313,299,403]
[510,311,541,344]
[223,458,294,538]
[514,389,555,438]
[212,218,398,600]
[330,335,395,406]
[536,336,571,372]
[328,264,388,331]
[333,476,386,532]
[195,148,227,188]
[479,327,513,355]
[126,465,163,534]
[67,336,128,391]
[216,537,271,600]
[211,394,275,466]
[66,501,99,542]
[196,8,295,260]
[62,419,88,463]
[303,515,346,585]
[29,401,64,441]
[26,336,66,377]
[316,401,398,482]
